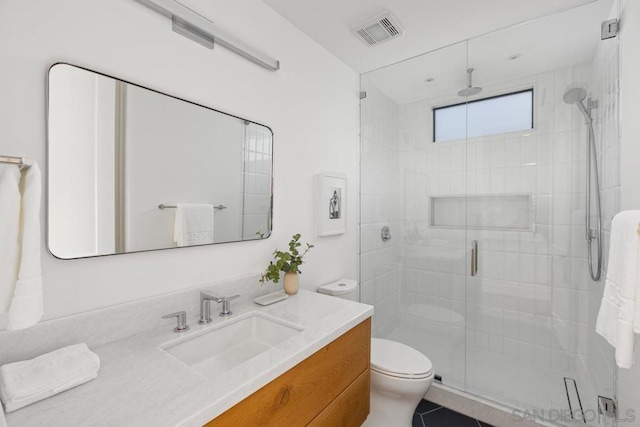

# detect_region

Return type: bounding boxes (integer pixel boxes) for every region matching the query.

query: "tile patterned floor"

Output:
[413,400,494,427]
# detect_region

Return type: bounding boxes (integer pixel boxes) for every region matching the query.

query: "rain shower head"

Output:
[563,87,592,123]
[458,68,482,97]
[458,86,483,97]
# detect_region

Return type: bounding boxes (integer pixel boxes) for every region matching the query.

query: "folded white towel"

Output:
[595,210,640,368]
[7,162,43,330]
[173,203,214,247]
[0,164,21,314]
[0,343,100,412]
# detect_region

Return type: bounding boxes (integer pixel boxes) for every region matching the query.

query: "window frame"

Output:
[432,88,534,143]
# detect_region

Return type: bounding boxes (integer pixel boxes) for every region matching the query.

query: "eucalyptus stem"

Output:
[259,234,314,284]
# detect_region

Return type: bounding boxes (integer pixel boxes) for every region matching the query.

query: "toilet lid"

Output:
[371,338,433,379]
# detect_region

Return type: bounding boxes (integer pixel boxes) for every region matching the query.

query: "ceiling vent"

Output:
[352,11,404,47]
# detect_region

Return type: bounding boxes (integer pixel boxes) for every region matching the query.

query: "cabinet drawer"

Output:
[206,318,371,427]
[308,368,370,427]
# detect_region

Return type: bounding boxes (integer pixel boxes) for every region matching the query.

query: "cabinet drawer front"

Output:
[308,368,370,427]
[206,318,371,427]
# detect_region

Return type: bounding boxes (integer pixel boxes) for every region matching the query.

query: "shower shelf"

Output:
[429,193,533,231]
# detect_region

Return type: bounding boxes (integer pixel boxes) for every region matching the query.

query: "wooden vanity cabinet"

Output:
[206,318,371,427]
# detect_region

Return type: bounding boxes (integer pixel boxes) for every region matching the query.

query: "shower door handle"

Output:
[471,240,478,277]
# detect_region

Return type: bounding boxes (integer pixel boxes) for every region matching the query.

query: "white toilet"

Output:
[318,280,434,427]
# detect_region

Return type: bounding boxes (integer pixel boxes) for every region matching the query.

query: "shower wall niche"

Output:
[360,1,619,425]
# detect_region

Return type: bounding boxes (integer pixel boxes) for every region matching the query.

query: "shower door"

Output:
[464,2,619,425]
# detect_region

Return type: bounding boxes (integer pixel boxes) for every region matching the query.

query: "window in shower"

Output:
[433,88,534,142]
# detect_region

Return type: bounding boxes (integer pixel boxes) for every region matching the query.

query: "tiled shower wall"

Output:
[359,62,618,426]
[359,83,402,338]
[396,61,617,419]
[241,123,272,239]
[360,31,619,425]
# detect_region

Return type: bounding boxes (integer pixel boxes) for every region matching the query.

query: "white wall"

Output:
[619,0,640,211]
[0,0,359,321]
[617,0,640,423]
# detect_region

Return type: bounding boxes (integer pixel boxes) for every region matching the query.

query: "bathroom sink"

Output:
[162,312,303,378]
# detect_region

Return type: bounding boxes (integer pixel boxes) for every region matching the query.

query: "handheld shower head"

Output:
[563,87,587,104]
[563,87,592,123]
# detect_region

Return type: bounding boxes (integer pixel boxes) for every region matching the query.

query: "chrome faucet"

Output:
[199,291,240,324]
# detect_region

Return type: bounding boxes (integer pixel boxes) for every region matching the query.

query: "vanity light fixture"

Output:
[134,0,280,71]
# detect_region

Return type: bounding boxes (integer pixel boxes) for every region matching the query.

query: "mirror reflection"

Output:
[47,64,273,259]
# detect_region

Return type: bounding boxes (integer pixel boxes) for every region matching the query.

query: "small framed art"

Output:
[317,172,347,236]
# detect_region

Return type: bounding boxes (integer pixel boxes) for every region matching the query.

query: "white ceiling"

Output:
[364,0,615,104]
[262,0,600,74]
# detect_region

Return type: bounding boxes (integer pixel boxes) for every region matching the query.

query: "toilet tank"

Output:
[317,279,359,302]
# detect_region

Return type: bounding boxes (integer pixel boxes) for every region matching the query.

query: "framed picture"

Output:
[317,172,347,236]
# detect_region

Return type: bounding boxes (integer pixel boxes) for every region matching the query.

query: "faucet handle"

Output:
[219,295,241,317]
[162,311,190,333]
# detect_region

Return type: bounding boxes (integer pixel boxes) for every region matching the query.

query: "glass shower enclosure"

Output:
[359,2,620,425]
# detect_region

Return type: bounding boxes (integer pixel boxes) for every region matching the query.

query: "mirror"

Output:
[47,63,273,259]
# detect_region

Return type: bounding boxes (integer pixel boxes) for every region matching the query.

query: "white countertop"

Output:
[5,291,373,427]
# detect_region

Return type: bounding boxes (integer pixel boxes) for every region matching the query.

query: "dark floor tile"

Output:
[477,422,494,427]
[413,412,425,427]
[421,406,479,427]
[415,399,441,415]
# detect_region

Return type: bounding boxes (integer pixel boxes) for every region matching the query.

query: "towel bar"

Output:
[159,204,227,210]
[0,155,32,169]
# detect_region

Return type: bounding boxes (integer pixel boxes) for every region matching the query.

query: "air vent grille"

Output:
[352,11,404,47]
[356,29,377,46]
[380,18,399,36]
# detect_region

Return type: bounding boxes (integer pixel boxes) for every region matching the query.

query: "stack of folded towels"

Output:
[0,343,100,412]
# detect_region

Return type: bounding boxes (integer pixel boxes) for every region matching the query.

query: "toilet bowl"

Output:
[317,280,434,427]
[365,338,434,427]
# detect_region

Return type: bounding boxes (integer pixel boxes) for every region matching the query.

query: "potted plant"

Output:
[259,233,314,295]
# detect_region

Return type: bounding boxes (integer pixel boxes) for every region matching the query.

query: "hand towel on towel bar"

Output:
[0,162,43,330]
[0,164,21,315]
[0,343,100,412]
[173,203,215,247]
[595,210,640,368]
[7,163,43,330]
